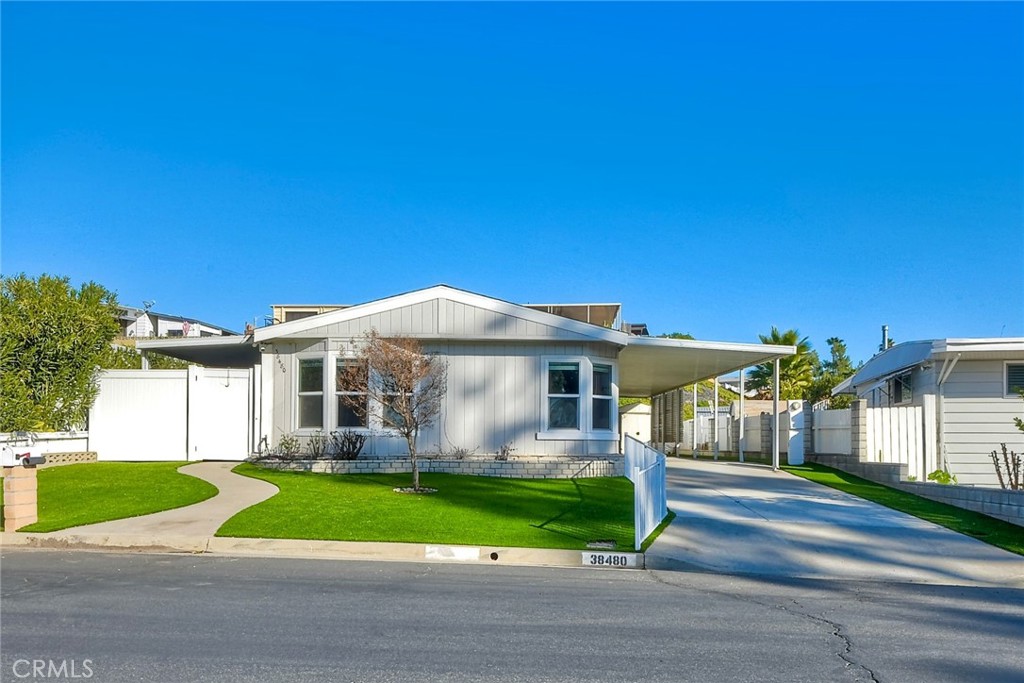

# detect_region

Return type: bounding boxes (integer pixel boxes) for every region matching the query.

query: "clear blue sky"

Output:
[2,2,1021,365]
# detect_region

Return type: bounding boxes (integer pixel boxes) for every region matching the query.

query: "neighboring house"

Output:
[833,337,1024,486]
[140,285,794,458]
[120,307,237,338]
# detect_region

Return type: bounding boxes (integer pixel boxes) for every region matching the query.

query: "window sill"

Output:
[535,431,619,441]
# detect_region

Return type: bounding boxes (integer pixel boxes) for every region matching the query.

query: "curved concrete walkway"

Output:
[60,462,279,538]
[646,458,1024,587]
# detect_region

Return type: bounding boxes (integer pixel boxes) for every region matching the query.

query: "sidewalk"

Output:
[645,457,1024,587]
[0,461,603,569]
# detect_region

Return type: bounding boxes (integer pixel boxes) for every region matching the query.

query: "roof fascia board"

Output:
[624,336,796,357]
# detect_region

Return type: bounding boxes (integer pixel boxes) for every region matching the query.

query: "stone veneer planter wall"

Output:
[256,455,625,479]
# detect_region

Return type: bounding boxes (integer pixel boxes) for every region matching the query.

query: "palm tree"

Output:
[746,327,816,400]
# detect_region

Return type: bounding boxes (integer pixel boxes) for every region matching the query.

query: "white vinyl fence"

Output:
[89,366,257,461]
[867,406,925,481]
[813,408,851,455]
[625,435,668,551]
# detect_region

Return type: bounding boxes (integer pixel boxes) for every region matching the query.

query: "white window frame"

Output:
[1005,361,1024,398]
[335,356,370,430]
[294,354,326,432]
[537,355,619,441]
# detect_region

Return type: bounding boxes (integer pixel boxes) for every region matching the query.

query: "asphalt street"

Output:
[2,550,1022,683]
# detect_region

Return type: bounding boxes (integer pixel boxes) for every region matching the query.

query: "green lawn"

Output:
[13,462,218,533]
[783,463,1024,556]
[219,464,637,550]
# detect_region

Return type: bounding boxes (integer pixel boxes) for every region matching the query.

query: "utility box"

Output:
[787,401,805,466]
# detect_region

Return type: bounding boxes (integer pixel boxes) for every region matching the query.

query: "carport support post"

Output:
[772,358,781,471]
[691,383,698,457]
[141,350,150,371]
[712,378,720,460]
[738,369,745,463]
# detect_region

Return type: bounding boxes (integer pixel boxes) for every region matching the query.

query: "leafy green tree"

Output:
[658,332,695,340]
[746,327,816,400]
[1,274,121,431]
[807,337,858,408]
[98,340,190,370]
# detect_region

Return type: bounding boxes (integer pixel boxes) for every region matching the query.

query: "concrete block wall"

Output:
[760,414,772,456]
[259,455,624,479]
[38,452,98,469]
[850,400,868,460]
[805,453,907,486]
[894,482,1024,528]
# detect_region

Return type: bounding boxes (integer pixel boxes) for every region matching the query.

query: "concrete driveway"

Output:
[646,458,1024,587]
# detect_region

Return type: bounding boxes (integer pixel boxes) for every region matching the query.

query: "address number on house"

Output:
[581,552,638,568]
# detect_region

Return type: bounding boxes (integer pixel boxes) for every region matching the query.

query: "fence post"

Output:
[803,402,814,457]
[850,399,868,462]
[760,413,771,457]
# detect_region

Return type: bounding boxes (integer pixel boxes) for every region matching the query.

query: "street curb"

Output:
[1,532,646,570]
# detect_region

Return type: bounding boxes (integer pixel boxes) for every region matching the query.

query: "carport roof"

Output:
[618,337,795,397]
[136,336,259,368]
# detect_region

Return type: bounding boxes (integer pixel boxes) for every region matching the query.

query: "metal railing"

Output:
[625,435,668,551]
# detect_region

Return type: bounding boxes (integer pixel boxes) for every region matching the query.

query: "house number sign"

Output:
[581,552,638,568]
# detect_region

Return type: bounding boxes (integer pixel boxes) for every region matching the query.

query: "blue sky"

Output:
[2,2,1021,365]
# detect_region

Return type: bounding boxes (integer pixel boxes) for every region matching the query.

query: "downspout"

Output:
[935,353,960,471]
[738,369,745,463]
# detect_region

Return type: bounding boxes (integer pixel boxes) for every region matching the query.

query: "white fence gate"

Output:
[813,408,852,455]
[625,435,667,551]
[88,367,257,461]
[867,406,925,481]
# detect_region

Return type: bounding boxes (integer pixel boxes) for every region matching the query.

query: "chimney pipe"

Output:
[881,325,889,351]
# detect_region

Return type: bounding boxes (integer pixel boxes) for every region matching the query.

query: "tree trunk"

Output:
[407,433,419,490]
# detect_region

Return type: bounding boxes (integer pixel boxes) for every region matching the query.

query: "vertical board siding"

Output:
[943,360,1024,486]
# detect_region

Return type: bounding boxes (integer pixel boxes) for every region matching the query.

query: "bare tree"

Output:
[338,330,447,491]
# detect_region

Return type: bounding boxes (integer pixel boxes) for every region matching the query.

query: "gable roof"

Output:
[252,284,629,345]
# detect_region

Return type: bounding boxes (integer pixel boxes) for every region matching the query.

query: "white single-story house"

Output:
[120,307,237,339]
[833,337,1024,486]
[138,285,794,459]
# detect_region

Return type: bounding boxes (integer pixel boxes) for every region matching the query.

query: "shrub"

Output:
[329,430,366,461]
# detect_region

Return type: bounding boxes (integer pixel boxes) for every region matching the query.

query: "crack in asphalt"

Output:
[646,569,882,682]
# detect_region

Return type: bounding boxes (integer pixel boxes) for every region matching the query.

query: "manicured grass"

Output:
[219,464,636,550]
[15,462,218,533]
[783,462,1024,556]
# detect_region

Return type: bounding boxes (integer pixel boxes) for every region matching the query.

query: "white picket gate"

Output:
[624,435,667,551]
[88,367,257,461]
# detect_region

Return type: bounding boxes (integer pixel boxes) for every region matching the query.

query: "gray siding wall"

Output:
[268,338,619,457]
[942,360,1024,486]
[278,298,603,342]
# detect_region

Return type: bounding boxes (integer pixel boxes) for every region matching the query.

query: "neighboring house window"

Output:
[298,358,324,429]
[1007,363,1024,396]
[891,372,912,405]
[336,359,368,428]
[592,364,613,430]
[166,329,184,338]
[548,362,580,429]
[285,311,316,322]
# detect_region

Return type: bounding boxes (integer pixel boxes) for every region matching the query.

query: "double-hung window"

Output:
[298,358,324,429]
[541,358,618,438]
[592,364,613,431]
[336,359,368,428]
[547,362,581,429]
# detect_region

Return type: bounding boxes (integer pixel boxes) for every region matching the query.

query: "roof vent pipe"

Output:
[881,325,889,352]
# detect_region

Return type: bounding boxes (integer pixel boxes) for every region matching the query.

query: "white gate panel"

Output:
[866,406,924,480]
[187,366,252,461]
[813,409,852,455]
[89,370,188,461]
